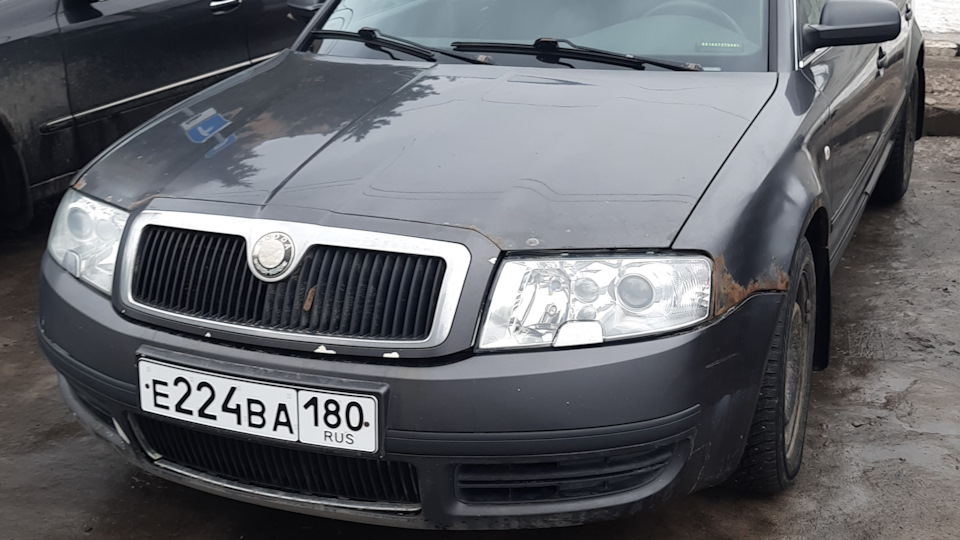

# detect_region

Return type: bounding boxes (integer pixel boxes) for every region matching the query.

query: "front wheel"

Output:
[727,237,818,493]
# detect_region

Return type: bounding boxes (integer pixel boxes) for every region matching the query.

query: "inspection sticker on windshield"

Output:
[138,360,379,453]
[696,41,743,51]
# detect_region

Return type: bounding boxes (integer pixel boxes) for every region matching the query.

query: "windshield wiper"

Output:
[311,27,494,65]
[451,38,702,72]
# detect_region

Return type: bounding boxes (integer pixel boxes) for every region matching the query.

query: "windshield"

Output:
[312,0,770,72]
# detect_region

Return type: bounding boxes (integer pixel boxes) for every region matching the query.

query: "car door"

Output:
[57,0,251,165]
[1,0,78,224]
[797,0,890,249]
[246,0,306,60]
[873,0,910,139]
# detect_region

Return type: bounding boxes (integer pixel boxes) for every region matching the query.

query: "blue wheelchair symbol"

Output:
[182,109,231,144]
[205,133,238,159]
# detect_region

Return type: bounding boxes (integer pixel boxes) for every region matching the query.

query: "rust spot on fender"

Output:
[714,255,790,316]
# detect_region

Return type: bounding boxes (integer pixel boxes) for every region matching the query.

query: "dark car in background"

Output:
[38,0,924,530]
[0,0,304,226]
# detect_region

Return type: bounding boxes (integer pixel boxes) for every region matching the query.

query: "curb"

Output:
[927,40,959,57]
[925,105,960,137]
[924,37,960,137]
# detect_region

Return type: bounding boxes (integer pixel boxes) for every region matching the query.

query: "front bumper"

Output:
[39,254,784,529]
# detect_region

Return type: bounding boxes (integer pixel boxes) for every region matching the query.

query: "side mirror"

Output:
[62,0,104,23]
[287,0,324,24]
[803,0,901,52]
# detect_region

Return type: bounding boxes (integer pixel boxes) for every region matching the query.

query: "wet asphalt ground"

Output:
[3,138,960,539]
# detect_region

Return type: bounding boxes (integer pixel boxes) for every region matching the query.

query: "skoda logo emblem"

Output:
[251,232,294,279]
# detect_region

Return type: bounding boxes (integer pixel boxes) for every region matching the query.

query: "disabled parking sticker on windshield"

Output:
[181,108,231,144]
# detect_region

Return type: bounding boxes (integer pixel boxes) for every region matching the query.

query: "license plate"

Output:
[138,360,379,453]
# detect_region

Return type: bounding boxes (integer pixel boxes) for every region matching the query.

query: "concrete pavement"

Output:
[925,37,960,136]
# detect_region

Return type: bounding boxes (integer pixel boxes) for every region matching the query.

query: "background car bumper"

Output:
[38,254,785,529]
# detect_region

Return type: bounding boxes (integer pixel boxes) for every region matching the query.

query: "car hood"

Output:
[78,51,777,250]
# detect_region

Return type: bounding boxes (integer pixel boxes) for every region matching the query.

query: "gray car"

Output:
[38,0,924,529]
[0,0,303,226]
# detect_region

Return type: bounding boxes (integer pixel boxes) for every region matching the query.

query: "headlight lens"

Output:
[478,255,712,350]
[48,189,129,294]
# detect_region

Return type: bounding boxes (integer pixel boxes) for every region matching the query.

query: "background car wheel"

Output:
[0,144,33,230]
[872,71,920,205]
[727,237,817,494]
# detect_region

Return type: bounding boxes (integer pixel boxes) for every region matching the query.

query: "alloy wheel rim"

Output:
[783,275,812,474]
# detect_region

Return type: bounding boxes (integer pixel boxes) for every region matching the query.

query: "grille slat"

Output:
[295,250,322,330]
[166,231,189,309]
[264,281,281,327]
[456,449,673,504]
[316,249,340,333]
[345,253,368,335]
[382,256,404,337]
[338,252,362,333]
[178,232,202,310]
[217,239,242,317]
[359,255,383,336]
[372,255,395,337]
[404,259,427,337]
[136,416,419,504]
[279,269,297,328]
[131,226,446,342]
[193,236,218,313]
[287,257,308,329]
[392,259,414,337]
[425,260,445,336]
[307,249,331,332]
[329,251,353,333]
[136,226,158,302]
[405,464,420,501]
[252,279,266,324]
[156,230,181,304]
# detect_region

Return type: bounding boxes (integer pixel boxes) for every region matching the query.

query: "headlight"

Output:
[48,189,129,295]
[478,255,712,350]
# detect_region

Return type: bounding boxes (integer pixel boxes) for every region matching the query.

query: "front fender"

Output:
[672,72,827,318]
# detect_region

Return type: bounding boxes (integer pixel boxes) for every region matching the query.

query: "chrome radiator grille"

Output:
[131,226,447,341]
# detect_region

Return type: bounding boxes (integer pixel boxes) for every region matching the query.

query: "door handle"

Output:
[877,47,889,70]
[210,0,241,14]
[904,4,913,21]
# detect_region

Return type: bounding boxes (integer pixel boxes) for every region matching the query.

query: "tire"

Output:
[872,70,920,205]
[0,143,32,229]
[727,237,818,494]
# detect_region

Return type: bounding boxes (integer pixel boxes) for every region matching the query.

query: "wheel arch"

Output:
[916,43,925,140]
[0,111,33,226]
[804,207,831,371]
